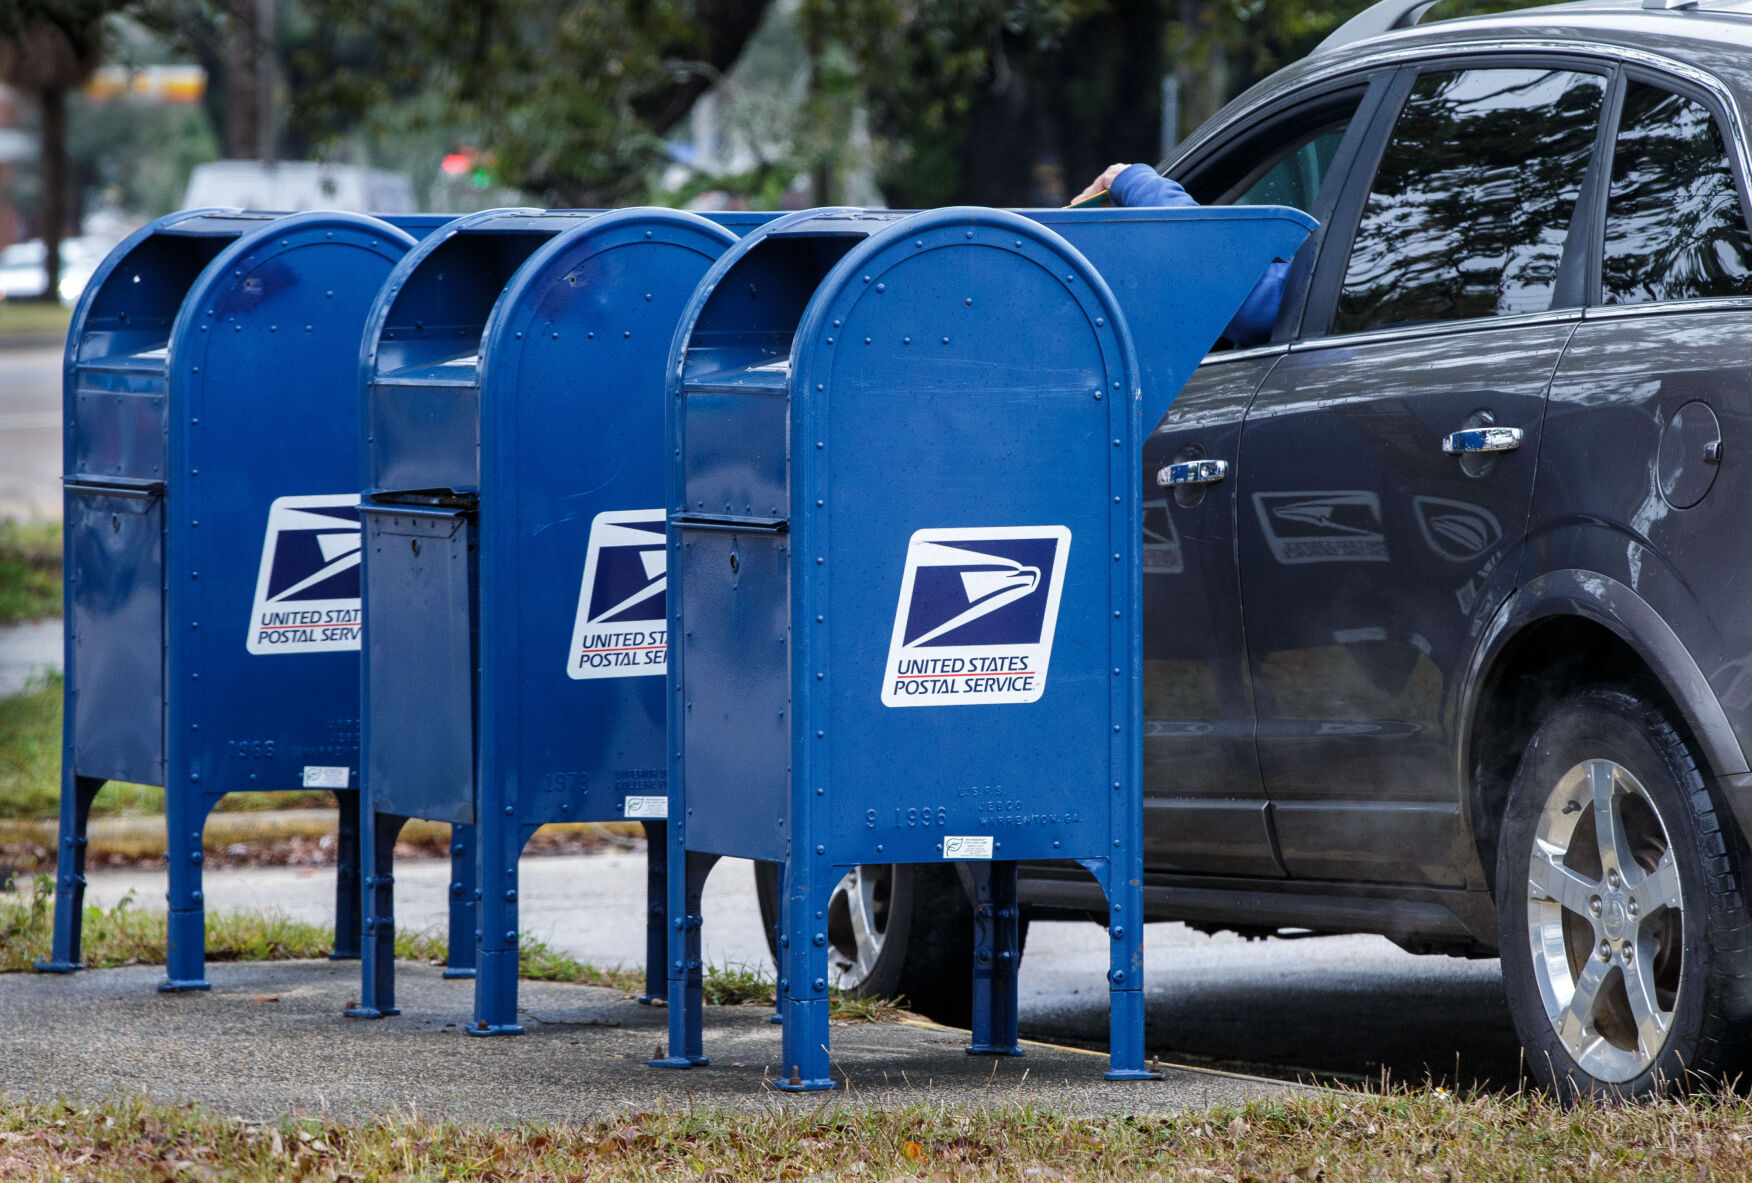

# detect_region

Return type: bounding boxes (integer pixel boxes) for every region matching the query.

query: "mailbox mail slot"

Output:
[655,204,1315,1088]
[41,209,435,991]
[351,208,772,1033]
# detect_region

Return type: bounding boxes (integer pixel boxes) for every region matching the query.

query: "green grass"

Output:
[0,879,892,1018]
[0,673,332,820]
[0,519,61,626]
[0,298,71,339]
[5,1086,1752,1181]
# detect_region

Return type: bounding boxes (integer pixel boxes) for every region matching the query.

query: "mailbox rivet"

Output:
[1114,839,1121,848]
[189,774,199,782]
[1113,669,1119,676]
[817,730,824,738]
[816,384,824,392]
[588,331,595,339]
[1053,841,1061,850]
[816,846,825,856]
[876,845,884,853]
[1096,317,1105,327]
[817,672,824,680]
[816,787,824,795]
[915,239,923,248]
[863,275,871,283]
[624,331,631,338]
[1113,553,1119,561]
[1094,391,1102,400]
[1113,496,1121,503]
[814,978,826,991]
[645,292,653,301]
[515,332,522,339]
[903,337,911,345]
[864,337,871,344]
[816,442,824,449]
[817,557,824,565]
[814,933,825,945]
[1114,782,1121,790]
[505,931,516,942]
[942,337,949,344]
[1113,612,1121,620]
[827,337,834,345]
[1113,381,1121,389]
[816,615,823,623]
[505,805,514,816]
[965,297,973,306]
[1113,438,1121,446]
[876,283,885,293]
[553,332,560,340]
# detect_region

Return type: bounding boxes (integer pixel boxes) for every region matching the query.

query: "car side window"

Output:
[1332,67,1606,335]
[1216,121,1350,212]
[1602,82,1752,304]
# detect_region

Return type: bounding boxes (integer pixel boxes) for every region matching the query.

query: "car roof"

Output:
[1173,0,1752,168]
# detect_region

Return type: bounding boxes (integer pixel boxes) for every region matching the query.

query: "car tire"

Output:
[754,861,1023,1027]
[1495,686,1752,1098]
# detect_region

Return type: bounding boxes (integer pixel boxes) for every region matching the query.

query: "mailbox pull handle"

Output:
[1441,426,1523,455]
[1156,458,1228,488]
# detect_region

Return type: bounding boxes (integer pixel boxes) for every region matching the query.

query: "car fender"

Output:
[1458,567,1752,879]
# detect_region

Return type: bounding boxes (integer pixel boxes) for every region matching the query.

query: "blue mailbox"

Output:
[40,208,442,990]
[655,205,1315,1089]
[350,207,769,1033]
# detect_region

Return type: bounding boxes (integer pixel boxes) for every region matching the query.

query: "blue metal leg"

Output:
[468,819,527,1036]
[768,860,784,1025]
[966,860,1023,1056]
[651,847,717,1069]
[35,773,104,973]
[637,820,667,1005]
[775,860,836,1091]
[160,789,217,992]
[347,811,408,1019]
[443,823,478,980]
[1101,862,1158,1081]
[329,789,363,961]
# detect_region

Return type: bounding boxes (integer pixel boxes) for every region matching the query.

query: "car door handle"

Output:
[1441,426,1523,455]
[1156,458,1229,487]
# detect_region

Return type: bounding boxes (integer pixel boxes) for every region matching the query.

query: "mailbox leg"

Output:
[443,823,478,980]
[35,773,105,973]
[468,820,529,1037]
[1101,865,1158,1081]
[966,860,1023,1057]
[347,811,408,1019]
[637,820,667,1005]
[160,790,218,992]
[651,847,717,1069]
[329,789,363,961]
[768,861,784,1024]
[775,862,837,1092]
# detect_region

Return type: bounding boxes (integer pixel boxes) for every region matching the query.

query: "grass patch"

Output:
[0,878,900,1020]
[0,673,333,820]
[6,1087,1752,1181]
[0,298,71,339]
[0,519,61,626]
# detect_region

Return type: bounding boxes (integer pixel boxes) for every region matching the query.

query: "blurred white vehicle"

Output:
[0,237,110,303]
[182,161,417,214]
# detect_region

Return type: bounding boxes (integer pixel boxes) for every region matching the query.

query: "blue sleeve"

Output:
[1106,162,1288,349]
[1108,164,1198,209]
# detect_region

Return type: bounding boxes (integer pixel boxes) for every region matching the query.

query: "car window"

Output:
[1217,122,1350,212]
[1332,67,1606,335]
[1602,82,1752,304]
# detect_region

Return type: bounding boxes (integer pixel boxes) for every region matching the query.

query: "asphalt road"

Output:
[0,344,61,522]
[77,852,1525,1091]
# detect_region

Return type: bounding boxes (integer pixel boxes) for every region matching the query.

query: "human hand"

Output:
[1070,162,1131,206]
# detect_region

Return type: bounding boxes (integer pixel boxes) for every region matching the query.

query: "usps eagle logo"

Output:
[881,526,1071,707]
[567,509,669,679]
[246,495,363,655]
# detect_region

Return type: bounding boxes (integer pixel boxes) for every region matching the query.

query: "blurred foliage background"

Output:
[0,0,1545,232]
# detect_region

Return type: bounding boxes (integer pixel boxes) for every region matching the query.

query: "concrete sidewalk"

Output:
[0,960,1300,1122]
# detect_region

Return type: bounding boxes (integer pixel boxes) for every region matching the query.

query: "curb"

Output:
[0,809,645,858]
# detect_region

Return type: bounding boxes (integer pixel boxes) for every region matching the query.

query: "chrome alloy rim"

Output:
[826,865,893,989]
[1527,759,1685,1083]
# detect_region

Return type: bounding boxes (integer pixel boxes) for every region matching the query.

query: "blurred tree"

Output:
[286,0,777,206]
[0,0,116,298]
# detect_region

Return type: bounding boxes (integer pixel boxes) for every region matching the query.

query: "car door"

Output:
[1139,81,1384,877]
[1531,73,1752,745]
[1237,60,1611,886]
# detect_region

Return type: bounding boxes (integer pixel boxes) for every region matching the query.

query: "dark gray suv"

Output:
[757,0,1752,1098]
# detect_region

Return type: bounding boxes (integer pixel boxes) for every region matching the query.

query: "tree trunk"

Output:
[38,84,64,303]
[225,3,261,158]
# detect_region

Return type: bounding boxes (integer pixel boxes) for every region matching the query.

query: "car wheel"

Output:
[1495,686,1752,1098]
[754,861,1020,1026]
